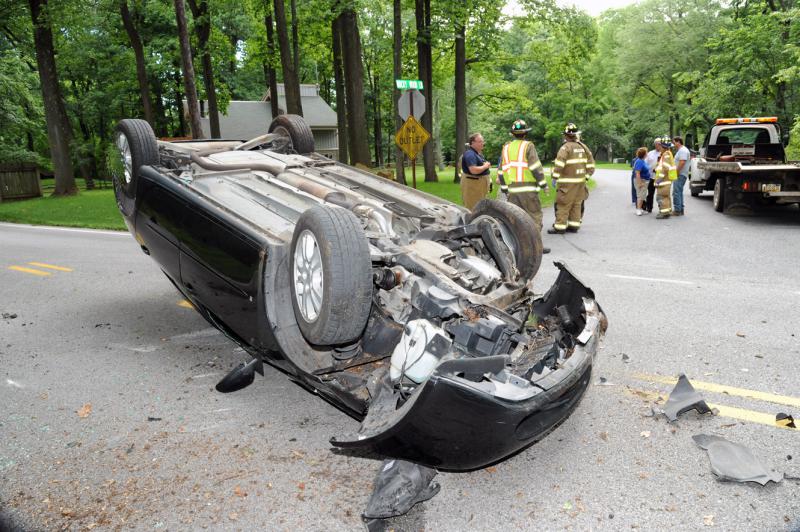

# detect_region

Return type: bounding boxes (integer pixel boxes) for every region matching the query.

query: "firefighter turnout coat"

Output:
[654,149,676,215]
[552,140,595,231]
[497,139,547,231]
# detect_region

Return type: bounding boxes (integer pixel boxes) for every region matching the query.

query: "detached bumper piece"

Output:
[362,459,440,530]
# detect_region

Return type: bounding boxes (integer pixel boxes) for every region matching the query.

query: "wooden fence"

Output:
[0,164,42,202]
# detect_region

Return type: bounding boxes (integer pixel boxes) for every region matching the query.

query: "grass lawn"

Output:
[0,164,607,230]
[0,179,126,230]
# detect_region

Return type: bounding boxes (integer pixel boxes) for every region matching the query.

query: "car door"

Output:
[134,174,186,283]
[179,203,262,347]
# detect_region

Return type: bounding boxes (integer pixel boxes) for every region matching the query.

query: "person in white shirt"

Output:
[672,136,691,216]
[642,138,661,213]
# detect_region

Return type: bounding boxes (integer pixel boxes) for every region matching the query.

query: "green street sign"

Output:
[395,79,424,90]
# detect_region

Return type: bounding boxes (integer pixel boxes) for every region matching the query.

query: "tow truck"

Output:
[689,117,800,212]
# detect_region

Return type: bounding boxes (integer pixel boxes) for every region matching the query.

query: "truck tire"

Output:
[289,205,372,346]
[713,178,726,212]
[269,114,315,154]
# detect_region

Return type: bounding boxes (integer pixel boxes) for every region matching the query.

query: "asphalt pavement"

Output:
[1,170,799,531]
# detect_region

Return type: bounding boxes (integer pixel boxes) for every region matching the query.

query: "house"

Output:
[189,84,339,159]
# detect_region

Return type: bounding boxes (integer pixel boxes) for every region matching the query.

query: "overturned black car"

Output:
[111,115,607,471]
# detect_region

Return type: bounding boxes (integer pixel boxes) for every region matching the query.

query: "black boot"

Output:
[547,228,565,235]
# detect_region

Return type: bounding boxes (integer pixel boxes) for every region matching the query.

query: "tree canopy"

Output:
[2,0,799,192]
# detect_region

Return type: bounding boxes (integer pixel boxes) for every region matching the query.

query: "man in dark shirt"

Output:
[460,133,491,210]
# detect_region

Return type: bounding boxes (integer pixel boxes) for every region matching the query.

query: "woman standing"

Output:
[632,147,651,216]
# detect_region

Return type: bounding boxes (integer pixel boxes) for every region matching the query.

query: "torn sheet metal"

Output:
[693,434,783,485]
[661,374,714,422]
[362,459,440,522]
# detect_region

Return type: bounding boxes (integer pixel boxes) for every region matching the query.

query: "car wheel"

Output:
[467,199,543,282]
[112,119,159,214]
[269,114,315,154]
[290,205,372,346]
[713,178,725,212]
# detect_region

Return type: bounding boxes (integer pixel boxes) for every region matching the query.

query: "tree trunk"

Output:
[264,5,280,119]
[331,12,348,162]
[453,3,466,183]
[340,8,371,166]
[28,0,76,196]
[174,0,204,139]
[415,0,436,181]
[187,0,220,138]
[273,0,303,115]
[393,0,405,184]
[372,72,383,167]
[290,0,300,80]
[120,0,155,127]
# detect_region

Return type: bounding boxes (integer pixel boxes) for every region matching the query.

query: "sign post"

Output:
[394,79,428,188]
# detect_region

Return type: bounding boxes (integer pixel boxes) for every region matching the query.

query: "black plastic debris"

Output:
[693,434,783,485]
[661,374,714,422]
[363,459,440,524]
[776,413,796,429]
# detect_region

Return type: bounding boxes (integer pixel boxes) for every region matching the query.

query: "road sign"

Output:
[395,79,424,90]
[398,89,425,120]
[395,116,430,161]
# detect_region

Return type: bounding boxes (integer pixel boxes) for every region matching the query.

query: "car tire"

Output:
[113,119,159,199]
[713,178,725,212]
[467,199,543,282]
[269,114,315,154]
[290,205,372,346]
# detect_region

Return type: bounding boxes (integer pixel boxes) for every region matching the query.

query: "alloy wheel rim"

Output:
[116,133,133,185]
[293,230,324,322]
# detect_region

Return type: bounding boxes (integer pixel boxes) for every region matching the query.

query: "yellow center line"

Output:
[8,266,51,277]
[27,262,73,272]
[177,300,195,309]
[623,388,797,431]
[634,373,800,409]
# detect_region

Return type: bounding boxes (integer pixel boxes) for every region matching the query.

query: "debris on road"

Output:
[660,374,715,422]
[2,312,18,320]
[362,459,440,526]
[693,434,783,485]
[76,404,93,418]
[776,413,796,429]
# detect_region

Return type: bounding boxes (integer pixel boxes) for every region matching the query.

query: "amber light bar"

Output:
[716,117,778,124]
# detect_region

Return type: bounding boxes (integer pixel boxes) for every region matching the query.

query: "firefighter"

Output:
[548,123,595,234]
[654,136,676,218]
[497,119,550,254]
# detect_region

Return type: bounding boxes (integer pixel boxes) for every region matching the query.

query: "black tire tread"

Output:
[115,119,158,198]
[291,205,372,345]
[269,114,315,154]
[466,199,543,281]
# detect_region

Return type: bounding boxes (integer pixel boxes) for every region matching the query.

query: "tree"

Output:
[453,0,466,183]
[27,0,76,195]
[392,0,406,183]
[174,0,204,138]
[273,0,302,115]
[331,10,348,162]
[415,0,437,181]
[339,6,371,165]
[263,2,280,119]
[119,0,155,127]
[187,0,221,137]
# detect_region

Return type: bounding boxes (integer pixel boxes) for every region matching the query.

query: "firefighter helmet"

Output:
[564,123,579,137]
[510,119,531,134]
[660,136,673,149]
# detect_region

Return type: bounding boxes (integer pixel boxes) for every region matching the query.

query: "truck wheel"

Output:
[467,199,543,282]
[269,114,315,154]
[290,205,372,346]
[713,179,726,212]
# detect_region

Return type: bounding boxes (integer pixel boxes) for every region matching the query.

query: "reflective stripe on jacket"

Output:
[498,139,546,190]
[656,150,677,182]
[552,140,595,184]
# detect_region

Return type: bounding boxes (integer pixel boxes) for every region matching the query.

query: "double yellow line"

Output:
[7,262,73,277]
[630,373,798,431]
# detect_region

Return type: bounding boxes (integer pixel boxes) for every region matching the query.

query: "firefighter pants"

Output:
[508,190,543,233]
[553,183,584,231]
[656,181,672,214]
[461,175,489,210]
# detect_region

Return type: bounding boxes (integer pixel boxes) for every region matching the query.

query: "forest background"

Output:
[2,0,800,195]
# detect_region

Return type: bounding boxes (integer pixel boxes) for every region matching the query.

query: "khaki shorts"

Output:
[635,180,649,202]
